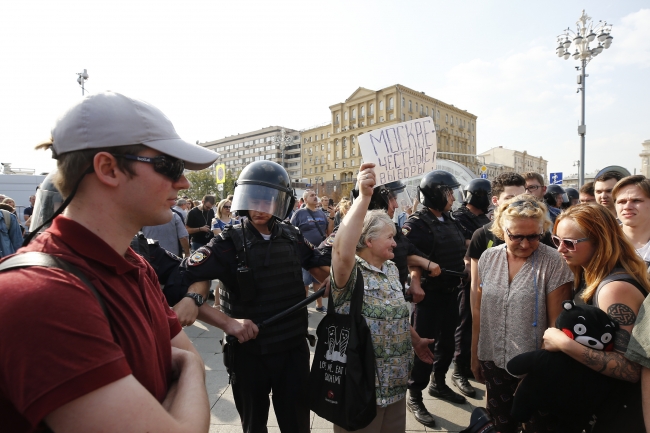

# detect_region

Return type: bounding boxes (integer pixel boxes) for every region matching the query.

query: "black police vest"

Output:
[220,223,307,352]
[393,224,411,288]
[412,210,467,290]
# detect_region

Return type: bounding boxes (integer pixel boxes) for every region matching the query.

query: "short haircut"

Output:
[595,170,623,184]
[202,195,216,205]
[34,141,148,198]
[523,172,545,187]
[491,172,526,199]
[612,175,650,200]
[357,210,396,252]
[303,190,313,201]
[579,182,595,196]
[176,199,187,206]
[321,196,328,200]
[491,194,551,241]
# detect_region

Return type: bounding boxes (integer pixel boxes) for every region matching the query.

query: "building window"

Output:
[336,114,340,124]
[402,114,405,121]
[369,104,374,115]
[342,137,347,147]
[351,159,355,166]
[389,98,394,109]
[360,106,365,117]
[352,108,356,119]
[344,112,348,120]
[389,113,394,120]
[445,114,449,123]
[402,97,405,107]
[333,174,336,181]
[379,101,384,110]
[328,143,331,151]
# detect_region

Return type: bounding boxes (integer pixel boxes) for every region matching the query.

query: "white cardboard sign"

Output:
[357,118,437,186]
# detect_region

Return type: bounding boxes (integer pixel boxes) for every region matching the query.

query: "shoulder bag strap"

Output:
[0,251,110,322]
[306,209,327,241]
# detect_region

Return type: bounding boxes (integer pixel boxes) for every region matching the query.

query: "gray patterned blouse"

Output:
[477,243,573,372]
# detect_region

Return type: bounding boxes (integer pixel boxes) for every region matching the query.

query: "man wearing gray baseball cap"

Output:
[0,91,218,432]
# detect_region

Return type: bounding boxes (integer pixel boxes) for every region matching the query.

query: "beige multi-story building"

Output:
[201,126,302,182]
[479,146,548,179]
[300,84,478,199]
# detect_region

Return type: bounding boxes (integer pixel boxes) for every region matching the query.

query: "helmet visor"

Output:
[29,188,64,233]
[231,184,292,220]
[451,186,464,211]
[393,188,414,214]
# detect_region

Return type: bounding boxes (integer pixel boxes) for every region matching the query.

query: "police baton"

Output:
[225,286,326,344]
[407,268,469,301]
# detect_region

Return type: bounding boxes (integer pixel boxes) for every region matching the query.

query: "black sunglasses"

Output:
[552,235,589,251]
[505,228,543,243]
[112,154,185,181]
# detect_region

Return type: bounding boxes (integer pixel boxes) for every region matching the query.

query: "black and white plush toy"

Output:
[507,301,618,429]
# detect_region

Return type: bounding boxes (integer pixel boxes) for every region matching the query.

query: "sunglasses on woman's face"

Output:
[552,235,589,251]
[223,206,231,209]
[505,228,542,243]
[112,154,185,181]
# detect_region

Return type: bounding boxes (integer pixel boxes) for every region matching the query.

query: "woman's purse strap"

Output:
[350,266,365,320]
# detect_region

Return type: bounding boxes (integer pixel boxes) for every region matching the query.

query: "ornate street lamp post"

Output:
[556,10,613,187]
[76,69,89,95]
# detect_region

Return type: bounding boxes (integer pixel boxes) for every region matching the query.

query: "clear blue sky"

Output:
[0,0,648,179]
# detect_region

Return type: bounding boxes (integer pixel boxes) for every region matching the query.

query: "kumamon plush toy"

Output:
[506,300,618,431]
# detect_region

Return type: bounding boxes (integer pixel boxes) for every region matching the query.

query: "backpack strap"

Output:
[0,209,11,230]
[0,252,110,322]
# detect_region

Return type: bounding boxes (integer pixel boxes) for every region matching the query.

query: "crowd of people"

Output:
[2,90,650,433]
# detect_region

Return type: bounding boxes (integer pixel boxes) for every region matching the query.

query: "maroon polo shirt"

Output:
[0,216,182,432]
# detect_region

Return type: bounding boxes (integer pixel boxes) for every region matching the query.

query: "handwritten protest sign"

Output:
[357,118,437,186]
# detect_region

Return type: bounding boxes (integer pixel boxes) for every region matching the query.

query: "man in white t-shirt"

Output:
[613,175,650,265]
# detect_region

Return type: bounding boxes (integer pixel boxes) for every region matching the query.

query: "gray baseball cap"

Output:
[51,91,219,170]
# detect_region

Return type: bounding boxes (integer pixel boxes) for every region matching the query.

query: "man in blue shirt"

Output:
[0,209,22,258]
[290,190,334,312]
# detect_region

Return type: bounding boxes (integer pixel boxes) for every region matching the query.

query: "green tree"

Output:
[180,169,219,201]
[222,169,237,198]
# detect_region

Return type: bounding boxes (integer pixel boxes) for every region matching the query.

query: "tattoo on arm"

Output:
[582,347,641,382]
[614,328,631,353]
[607,303,637,326]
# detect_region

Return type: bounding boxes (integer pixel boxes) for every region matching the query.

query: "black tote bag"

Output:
[309,267,377,430]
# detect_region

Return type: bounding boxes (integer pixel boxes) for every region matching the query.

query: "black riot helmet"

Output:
[544,184,566,208]
[350,180,406,211]
[418,170,461,212]
[465,178,492,214]
[231,161,296,220]
[562,187,580,209]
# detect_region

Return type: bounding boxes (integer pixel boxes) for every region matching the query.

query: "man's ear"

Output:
[93,152,122,187]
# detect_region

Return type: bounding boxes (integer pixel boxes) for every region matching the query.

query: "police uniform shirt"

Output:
[452,205,491,241]
[402,209,466,288]
[183,220,323,290]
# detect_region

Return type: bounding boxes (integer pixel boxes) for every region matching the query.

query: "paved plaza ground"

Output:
[191,296,486,433]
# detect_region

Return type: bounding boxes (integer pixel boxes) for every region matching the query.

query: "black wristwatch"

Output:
[184,293,205,307]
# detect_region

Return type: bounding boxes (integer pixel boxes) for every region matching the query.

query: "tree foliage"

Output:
[180,169,219,201]
[222,169,237,199]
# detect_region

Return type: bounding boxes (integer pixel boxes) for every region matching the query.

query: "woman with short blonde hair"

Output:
[471,194,573,432]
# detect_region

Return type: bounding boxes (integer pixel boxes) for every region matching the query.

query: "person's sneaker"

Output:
[315,306,326,313]
[452,372,476,397]
[428,382,467,404]
[406,396,436,427]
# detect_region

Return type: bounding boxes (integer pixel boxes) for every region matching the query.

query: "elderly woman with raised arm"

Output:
[544,204,649,432]
[471,194,573,433]
[330,163,434,433]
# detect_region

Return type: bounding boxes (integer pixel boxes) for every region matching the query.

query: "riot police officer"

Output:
[544,184,566,224]
[449,178,491,398]
[182,161,329,433]
[562,187,580,209]
[403,170,469,428]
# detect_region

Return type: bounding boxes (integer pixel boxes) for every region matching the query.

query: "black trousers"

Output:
[232,340,310,433]
[408,288,459,391]
[453,281,472,368]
